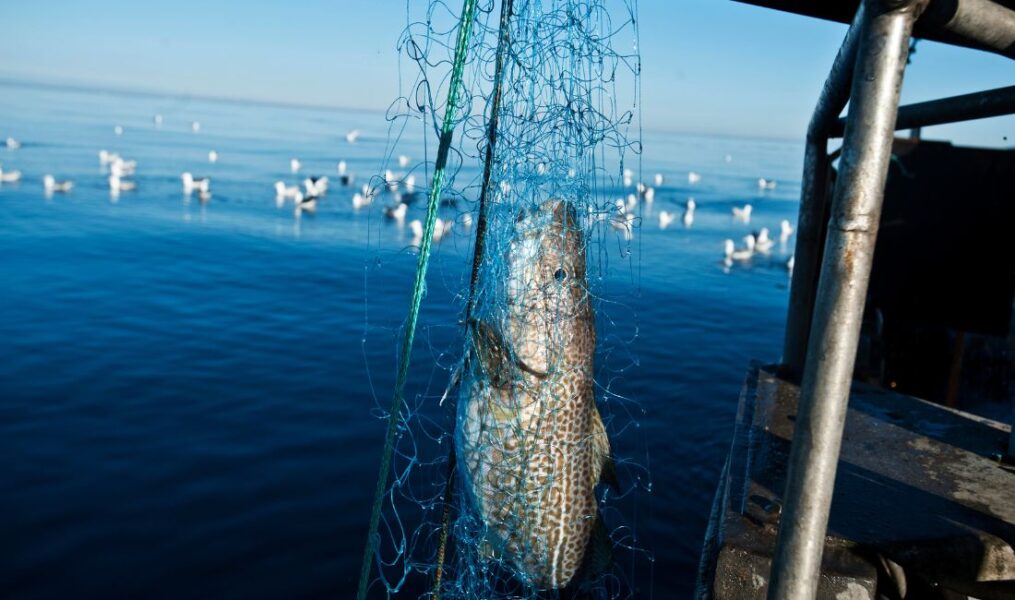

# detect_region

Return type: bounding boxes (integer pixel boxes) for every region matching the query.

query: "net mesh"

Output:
[363,0,647,597]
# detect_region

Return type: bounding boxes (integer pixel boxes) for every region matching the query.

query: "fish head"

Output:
[499,199,589,377]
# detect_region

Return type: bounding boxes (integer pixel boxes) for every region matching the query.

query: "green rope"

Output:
[431,1,514,596]
[356,1,478,598]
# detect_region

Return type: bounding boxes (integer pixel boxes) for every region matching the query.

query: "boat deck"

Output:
[699,365,1015,599]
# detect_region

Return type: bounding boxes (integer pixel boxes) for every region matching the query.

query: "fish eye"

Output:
[554,269,567,282]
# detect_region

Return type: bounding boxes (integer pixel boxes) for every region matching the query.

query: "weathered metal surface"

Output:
[733,0,1015,58]
[829,85,1015,137]
[782,4,865,375]
[700,365,1015,599]
[770,2,923,596]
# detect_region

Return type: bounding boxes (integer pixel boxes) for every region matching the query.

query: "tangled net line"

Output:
[361,0,646,597]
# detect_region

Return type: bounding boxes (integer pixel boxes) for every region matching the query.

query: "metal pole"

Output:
[782,5,866,374]
[830,84,1015,137]
[768,1,921,598]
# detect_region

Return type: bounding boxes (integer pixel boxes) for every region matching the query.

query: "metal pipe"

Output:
[732,0,1015,58]
[768,1,921,597]
[829,84,1015,137]
[919,0,1015,59]
[782,5,866,375]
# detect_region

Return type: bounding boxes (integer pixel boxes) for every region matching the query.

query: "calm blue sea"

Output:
[0,81,803,598]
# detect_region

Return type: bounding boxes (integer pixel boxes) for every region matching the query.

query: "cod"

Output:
[457,199,614,590]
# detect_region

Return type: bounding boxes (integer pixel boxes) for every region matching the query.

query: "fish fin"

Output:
[470,319,512,389]
[591,407,620,492]
[469,319,546,387]
[439,363,462,406]
[565,514,613,593]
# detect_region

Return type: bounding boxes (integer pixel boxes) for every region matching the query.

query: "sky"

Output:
[1,0,1011,146]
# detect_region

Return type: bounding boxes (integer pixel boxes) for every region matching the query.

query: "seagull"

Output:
[109,174,136,192]
[780,219,795,243]
[658,210,676,229]
[0,165,22,183]
[290,158,301,174]
[384,169,399,192]
[337,160,347,175]
[275,181,301,201]
[153,114,163,127]
[303,176,328,196]
[208,150,218,163]
[294,192,317,214]
[758,178,777,190]
[460,213,473,229]
[683,199,696,227]
[688,171,701,185]
[352,192,372,210]
[625,193,638,213]
[404,174,416,194]
[43,175,73,193]
[191,121,201,133]
[754,227,774,253]
[114,125,124,136]
[181,172,210,194]
[642,186,655,203]
[724,238,754,261]
[345,129,361,144]
[99,150,121,166]
[398,154,410,168]
[6,137,21,150]
[434,218,452,241]
[732,204,752,222]
[384,202,407,221]
[654,173,664,187]
[409,219,423,245]
[622,167,633,188]
[110,158,137,177]
[786,255,795,276]
[612,209,635,241]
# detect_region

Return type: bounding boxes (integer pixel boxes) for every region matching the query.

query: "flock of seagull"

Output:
[608,168,796,275]
[3,124,796,274]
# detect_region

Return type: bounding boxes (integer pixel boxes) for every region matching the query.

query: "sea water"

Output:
[0,81,803,597]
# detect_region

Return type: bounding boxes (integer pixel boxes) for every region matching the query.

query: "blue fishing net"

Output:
[361,1,648,597]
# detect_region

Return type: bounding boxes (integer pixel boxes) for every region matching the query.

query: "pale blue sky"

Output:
[1,0,1011,145]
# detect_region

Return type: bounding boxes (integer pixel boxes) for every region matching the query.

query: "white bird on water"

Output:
[6,137,21,150]
[654,173,664,187]
[398,154,410,168]
[43,175,74,193]
[0,165,22,183]
[724,237,754,261]
[622,167,633,188]
[337,160,347,175]
[758,178,777,190]
[208,150,218,163]
[384,202,407,222]
[153,114,163,127]
[294,192,317,214]
[345,129,361,144]
[181,172,210,194]
[658,210,676,229]
[754,227,774,253]
[683,198,696,227]
[688,171,701,185]
[352,191,372,210]
[780,219,794,243]
[290,158,301,174]
[99,150,120,166]
[110,158,137,177]
[114,125,124,136]
[274,181,301,200]
[191,121,201,133]
[612,204,635,241]
[732,203,752,222]
[786,255,795,276]
[303,176,328,196]
[108,174,136,192]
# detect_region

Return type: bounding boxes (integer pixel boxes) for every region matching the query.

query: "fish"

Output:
[457,198,615,590]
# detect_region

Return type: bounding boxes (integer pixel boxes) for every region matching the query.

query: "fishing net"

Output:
[359,0,648,597]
